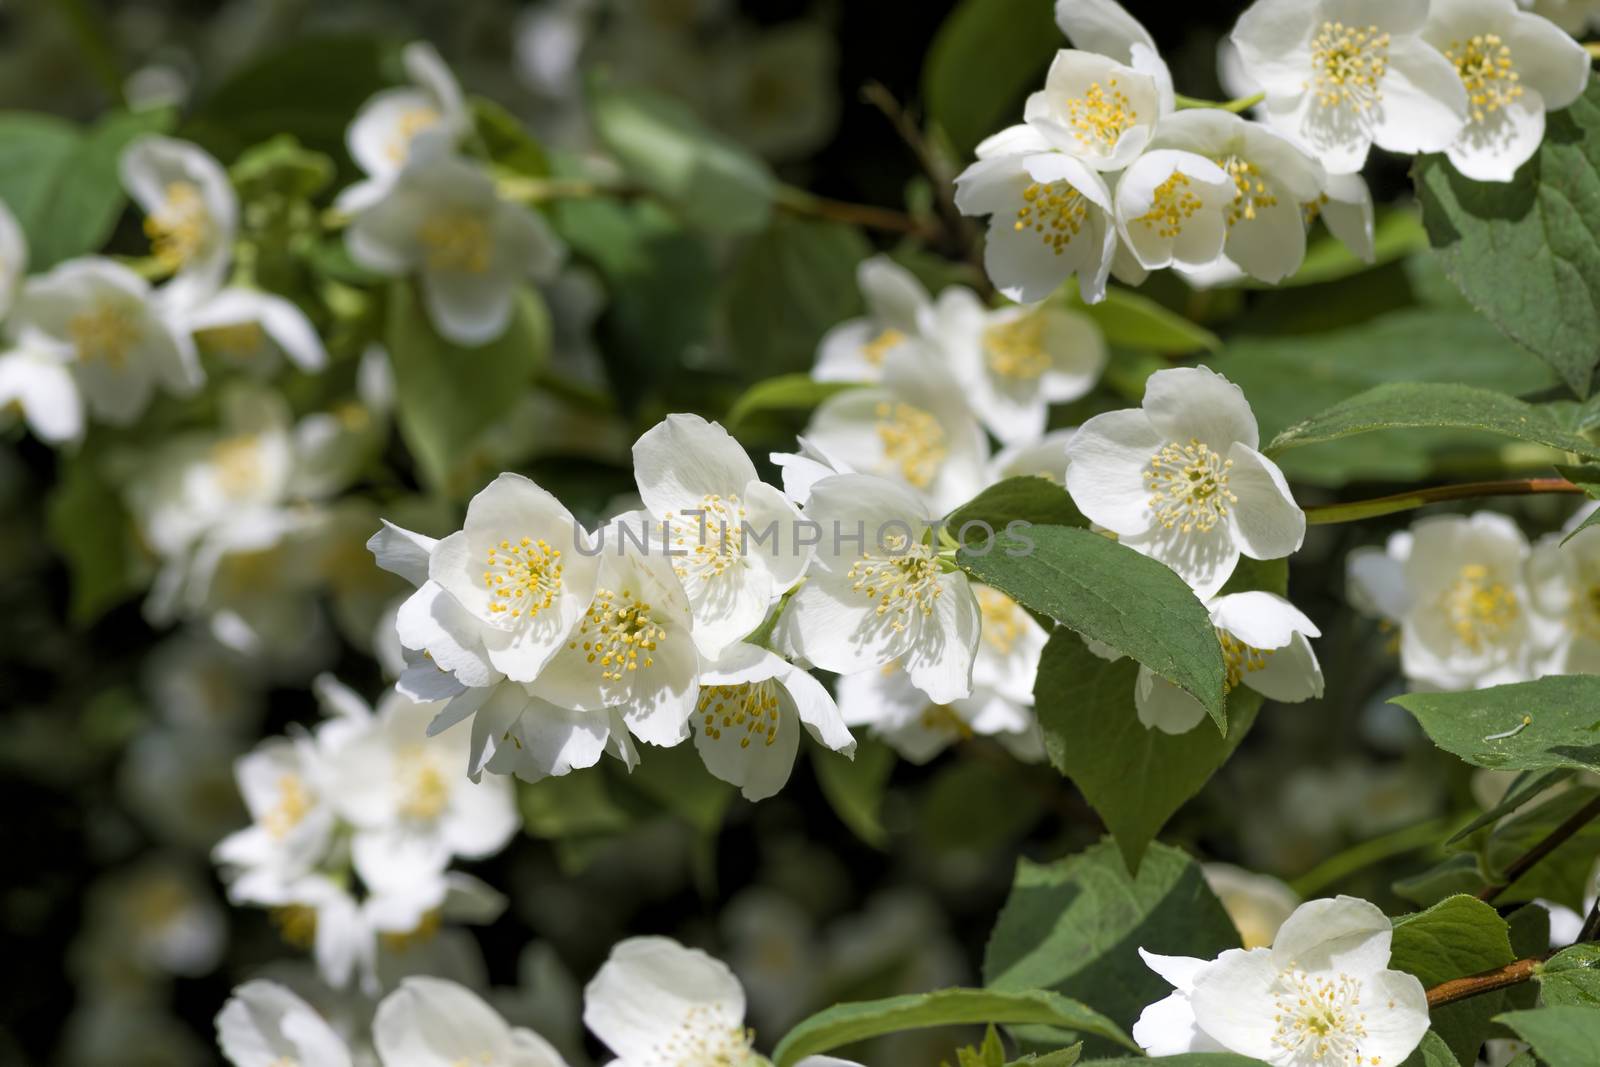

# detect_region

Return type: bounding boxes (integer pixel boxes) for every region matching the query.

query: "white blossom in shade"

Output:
[1204,864,1302,951]
[1065,366,1304,598]
[1054,0,1177,114]
[1343,529,1414,624]
[989,429,1076,484]
[835,663,1045,764]
[343,41,469,206]
[693,642,854,801]
[216,980,353,1067]
[1527,506,1600,674]
[0,344,83,443]
[1230,0,1468,175]
[1310,171,1377,263]
[374,976,569,1067]
[212,735,335,898]
[779,473,981,703]
[454,676,639,784]
[971,582,1050,706]
[1114,150,1238,273]
[74,860,227,984]
[314,676,518,885]
[407,473,602,685]
[12,257,201,424]
[0,196,26,320]
[711,22,841,163]
[769,435,853,507]
[934,286,1106,445]
[803,348,990,514]
[120,136,237,310]
[1422,0,1591,181]
[953,124,1118,304]
[633,414,809,657]
[1133,896,1429,1066]
[345,147,565,346]
[1136,590,1324,735]
[529,512,701,748]
[812,255,937,383]
[1024,50,1163,170]
[182,287,328,374]
[1148,110,1326,283]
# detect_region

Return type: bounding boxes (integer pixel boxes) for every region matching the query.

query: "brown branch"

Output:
[1477,792,1600,903]
[774,187,933,238]
[1426,957,1543,1008]
[1303,477,1585,526]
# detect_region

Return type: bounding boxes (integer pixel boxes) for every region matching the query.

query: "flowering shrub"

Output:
[9,1,1600,1064]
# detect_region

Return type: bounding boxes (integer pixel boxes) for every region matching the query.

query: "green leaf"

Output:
[812,737,896,849]
[983,840,1239,1055]
[228,134,334,201]
[0,108,172,269]
[385,281,550,496]
[1282,207,1429,289]
[1005,1045,1082,1067]
[770,988,1135,1067]
[1265,382,1600,463]
[724,375,856,431]
[1416,78,1600,397]
[1069,284,1220,355]
[1400,1031,1461,1067]
[472,96,550,179]
[1448,768,1576,845]
[46,454,141,626]
[1538,945,1600,1008]
[917,758,1044,854]
[1393,855,1489,908]
[518,772,634,839]
[956,526,1226,728]
[1495,1006,1600,1067]
[945,477,1087,540]
[1390,894,1516,1064]
[1484,787,1600,909]
[1389,676,1600,775]
[588,77,775,235]
[1556,464,1600,544]
[922,0,1059,156]
[722,216,871,380]
[1032,631,1262,871]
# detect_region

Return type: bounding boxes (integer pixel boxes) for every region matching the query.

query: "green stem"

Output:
[55,0,127,107]
[1302,477,1585,526]
[1174,91,1264,114]
[1288,815,1458,898]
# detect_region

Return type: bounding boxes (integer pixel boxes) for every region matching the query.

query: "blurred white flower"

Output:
[0,342,83,443]
[1202,863,1300,950]
[374,976,569,1066]
[217,980,353,1067]
[120,136,237,310]
[710,21,840,162]
[213,734,337,898]
[812,255,938,384]
[0,196,25,320]
[988,430,1075,484]
[183,287,328,375]
[342,41,470,209]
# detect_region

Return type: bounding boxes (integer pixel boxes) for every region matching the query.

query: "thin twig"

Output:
[1426,957,1543,1008]
[1303,478,1585,526]
[1477,792,1600,904]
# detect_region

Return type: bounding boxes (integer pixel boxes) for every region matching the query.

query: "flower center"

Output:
[862,327,906,366]
[1309,21,1390,111]
[68,302,140,368]
[1446,34,1522,124]
[1219,628,1273,690]
[847,538,944,632]
[698,681,781,750]
[919,702,975,739]
[1219,156,1277,227]
[263,773,311,839]
[668,494,747,585]
[396,746,450,820]
[380,909,442,953]
[146,180,211,270]
[1570,580,1600,641]
[874,401,947,488]
[484,537,564,621]
[1065,78,1137,151]
[568,588,666,682]
[419,211,492,273]
[1135,172,1202,239]
[978,586,1029,656]
[654,1006,759,1067]
[983,314,1051,380]
[211,435,264,498]
[1443,563,1518,651]
[1145,438,1236,534]
[1013,181,1088,256]
[388,105,442,163]
[200,321,266,360]
[1270,969,1372,1066]
[269,904,317,949]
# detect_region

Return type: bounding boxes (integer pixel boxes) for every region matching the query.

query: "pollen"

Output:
[669,494,747,586]
[145,181,212,271]
[1135,171,1203,239]
[1270,968,1372,1066]
[1145,438,1237,535]
[1443,563,1519,651]
[379,908,441,953]
[647,1005,759,1067]
[1445,34,1522,124]
[918,702,975,740]
[566,588,667,683]
[419,211,493,274]
[698,681,782,749]
[68,302,140,368]
[847,535,944,633]
[862,327,906,366]
[1220,156,1277,227]
[199,320,266,360]
[269,904,317,949]
[983,314,1051,380]
[396,746,450,821]
[1308,21,1390,111]
[874,401,947,488]
[1219,628,1274,690]
[262,773,311,839]
[977,586,1028,657]
[1014,181,1088,256]
[1065,78,1137,152]
[211,435,263,498]
[484,536,564,620]
[388,105,443,164]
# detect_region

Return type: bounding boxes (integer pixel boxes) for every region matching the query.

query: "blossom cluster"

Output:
[955,0,1589,303]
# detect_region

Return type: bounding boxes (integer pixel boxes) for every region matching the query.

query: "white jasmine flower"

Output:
[1115,150,1238,273]
[693,642,854,801]
[1204,864,1301,951]
[934,287,1106,444]
[1230,0,1469,174]
[12,257,202,424]
[0,344,83,443]
[1528,507,1600,673]
[346,148,564,346]
[779,473,981,703]
[1054,0,1177,113]
[584,935,861,1067]
[75,860,227,984]
[1309,171,1377,263]
[1137,591,1323,734]
[1064,366,1304,598]
[343,41,470,207]
[1133,895,1429,1065]
[836,663,1045,763]
[404,473,602,685]
[988,429,1076,483]
[183,288,328,374]
[120,136,237,310]
[769,435,853,507]
[212,735,336,898]
[374,976,569,1066]
[0,197,26,320]
[1148,110,1326,283]
[953,124,1118,303]
[216,980,353,1067]
[633,413,809,657]
[1422,0,1591,181]
[971,583,1050,705]
[813,255,936,383]
[1025,50,1163,170]
[803,348,990,514]
[457,676,639,784]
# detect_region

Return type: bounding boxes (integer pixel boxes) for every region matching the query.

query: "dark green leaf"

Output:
[1400,1031,1460,1067]
[1538,945,1600,1008]
[945,477,1087,541]
[1069,284,1220,355]
[1391,894,1516,1064]
[724,376,856,431]
[46,454,141,626]
[1393,855,1489,908]
[1495,1006,1600,1067]
[473,96,549,179]
[1281,207,1428,289]
[1556,464,1600,544]
[1005,1045,1082,1067]
[812,737,895,849]
[922,0,1059,156]
[1389,676,1600,775]
[1449,769,1576,844]
[1485,787,1600,909]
